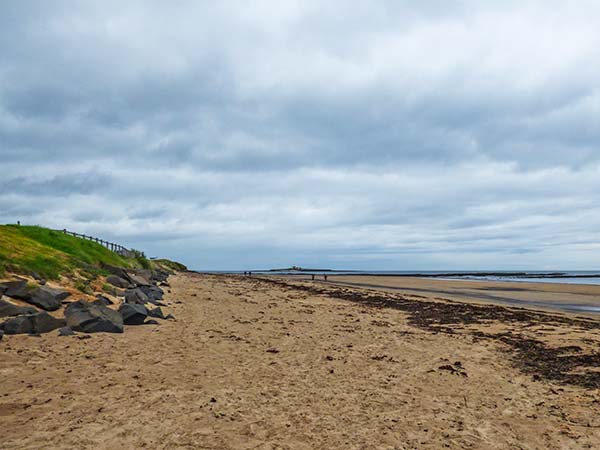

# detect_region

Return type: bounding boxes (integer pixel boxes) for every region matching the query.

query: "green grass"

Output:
[0,225,151,280]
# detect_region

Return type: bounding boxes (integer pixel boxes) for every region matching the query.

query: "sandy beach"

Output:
[3,272,600,449]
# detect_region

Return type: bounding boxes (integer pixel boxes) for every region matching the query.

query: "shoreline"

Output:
[263,274,600,316]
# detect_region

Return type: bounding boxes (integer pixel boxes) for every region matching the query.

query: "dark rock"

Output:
[58,326,75,336]
[138,285,164,303]
[2,279,35,301]
[124,288,150,305]
[147,307,166,319]
[78,334,92,340]
[106,275,130,289]
[65,300,124,333]
[26,286,70,311]
[95,294,114,305]
[100,263,130,280]
[0,285,6,297]
[126,272,151,287]
[0,312,66,335]
[144,319,159,325]
[31,272,46,284]
[0,330,4,341]
[165,313,176,320]
[0,298,38,317]
[151,270,170,283]
[118,303,148,325]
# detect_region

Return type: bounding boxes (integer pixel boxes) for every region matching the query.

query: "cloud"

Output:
[1,1,600,269]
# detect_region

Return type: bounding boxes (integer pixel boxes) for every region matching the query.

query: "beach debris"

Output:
[0,312,66,335]
[58,326,76,336]
[438,361,467,377]
[266,347,280,353]
[119,303,148,325]
[65,300,124,333]
[106,275,130,289]
[0,298,38,317]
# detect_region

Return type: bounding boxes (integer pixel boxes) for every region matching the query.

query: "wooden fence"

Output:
[58,229,145,258]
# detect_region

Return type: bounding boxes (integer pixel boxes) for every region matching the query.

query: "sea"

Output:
[212,270,600,286]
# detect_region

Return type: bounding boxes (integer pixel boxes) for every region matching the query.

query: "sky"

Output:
[1,1,600,270]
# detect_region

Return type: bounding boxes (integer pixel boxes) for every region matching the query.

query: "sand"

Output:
[2,273,600,449]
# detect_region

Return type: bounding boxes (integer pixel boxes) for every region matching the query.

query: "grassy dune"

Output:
[0,225,184,280]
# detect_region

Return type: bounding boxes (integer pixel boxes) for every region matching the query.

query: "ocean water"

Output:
[213,270,600,285]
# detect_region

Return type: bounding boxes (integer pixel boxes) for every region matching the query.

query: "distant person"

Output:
[311,274,315,281]
[17,221,20,226]
[249,271,252,276]
[324,275,328,281]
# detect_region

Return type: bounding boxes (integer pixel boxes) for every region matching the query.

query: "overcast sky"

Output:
[1,1,600,270]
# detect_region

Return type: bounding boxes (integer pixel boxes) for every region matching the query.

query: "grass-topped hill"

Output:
[0,225,186,281]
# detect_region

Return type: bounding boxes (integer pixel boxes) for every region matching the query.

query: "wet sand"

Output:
[296,275,600,315]
[3,273,600,449]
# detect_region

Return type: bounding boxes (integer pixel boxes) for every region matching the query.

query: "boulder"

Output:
[118,303,148,325]
[147,306,166,319]
[144,319,159,325]
[126,272,151,287]
[0,298,38,317]
[138,285,164,303]
[0,330,4,341]
[1,279,36,301]
[65,300,124,333]
[106,275,130,289]
[151,270,170,283]
[100,263,130,280]
[26,286,70,311]
[124,288,150,305]
[0,312,66,335]
[58,326,75,336]
[95,294,114,305]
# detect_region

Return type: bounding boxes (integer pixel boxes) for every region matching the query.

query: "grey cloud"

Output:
[2,1,600,269]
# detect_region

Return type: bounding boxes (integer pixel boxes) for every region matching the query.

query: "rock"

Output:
[151,270,170,283]
[0,298,38,317]
[124,288,150,305]
[0,312,66,335]
[100,263,130,280]
[95,294,114,305]
[65,300,124,333]
[58,326,75,336]
[26,286,70,311]
[1,279,36,301]
[0,285,6,297]
[147,307,166,319]
[165,313,176,320]
[118,303,148,325]
[126,272,151,287]
[144,319,159,325]
[138,285,164,303]
[106,275,130,289]
[0,330,4,341]
[31,272,46,284]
